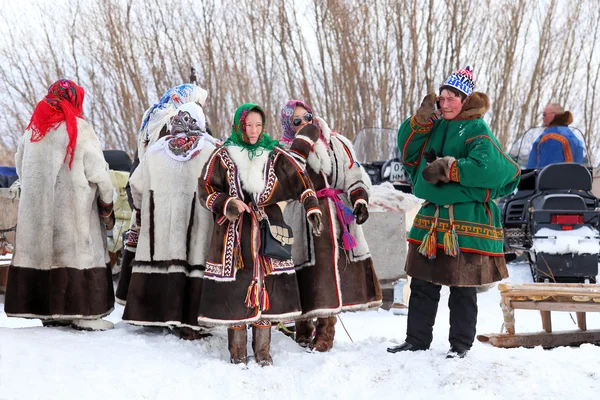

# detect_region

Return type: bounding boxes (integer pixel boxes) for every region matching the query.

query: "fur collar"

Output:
[453,92,490,120]
[225,146,270,195]
[307,117,333,175]
[549,111,573,127]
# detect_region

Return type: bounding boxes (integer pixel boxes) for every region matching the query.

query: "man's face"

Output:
[438,89,464,120]
[542,105,556,127]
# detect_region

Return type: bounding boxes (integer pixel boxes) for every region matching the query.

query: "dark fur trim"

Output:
[455,92,490,120]
[186,193,196,258]
[550,111,573,126]
[149,190,155,261]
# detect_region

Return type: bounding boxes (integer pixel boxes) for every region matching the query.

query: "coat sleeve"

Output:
[448,123,521,190]
[15,133,25,178]
[334,135,371,207]
[198,149,236,219]
[128,155,146,211]
[82,124,114,206]
[275,151,321,217]
[397,116,437,180]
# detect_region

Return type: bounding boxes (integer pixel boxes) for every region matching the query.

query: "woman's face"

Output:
[293,106,309,133]
[438,89,465,120]
[244,111,263,145]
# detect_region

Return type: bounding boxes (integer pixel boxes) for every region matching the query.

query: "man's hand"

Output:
[422,156,455,185]
[423,149,444,164]
[104,211,116,231]
[225,198,251,221]
[415,93,439,125]
[307,212,322,236]
[353,202,369,225]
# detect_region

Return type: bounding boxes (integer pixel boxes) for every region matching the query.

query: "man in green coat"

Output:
[388,66,520,358]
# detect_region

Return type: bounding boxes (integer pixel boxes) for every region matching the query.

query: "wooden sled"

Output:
[477,282,600,348]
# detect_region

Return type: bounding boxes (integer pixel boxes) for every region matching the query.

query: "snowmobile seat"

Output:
[103,150,132,172]
[536,163,591,191]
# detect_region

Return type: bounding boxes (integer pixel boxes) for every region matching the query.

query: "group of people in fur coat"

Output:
[5,79,382,365]
[5,64,519,363]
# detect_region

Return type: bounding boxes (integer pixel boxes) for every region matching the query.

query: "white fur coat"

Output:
[13,119,114,270]
[129,139,215,266]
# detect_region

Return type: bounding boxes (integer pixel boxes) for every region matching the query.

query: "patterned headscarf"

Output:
[139,84,208,144]
[223,103,280,159]
[26,79,85,169]
[280,99,313,143]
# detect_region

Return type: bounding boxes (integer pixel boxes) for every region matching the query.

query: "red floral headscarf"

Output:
[26,79,85,169]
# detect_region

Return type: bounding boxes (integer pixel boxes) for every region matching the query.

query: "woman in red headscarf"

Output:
[5,79,116,330]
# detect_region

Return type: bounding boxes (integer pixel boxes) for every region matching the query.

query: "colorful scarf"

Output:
[26,79,84,169]
[316,188,358,250]
[139,84,208,144]
[223,103,280,159]
[280,99,313,143]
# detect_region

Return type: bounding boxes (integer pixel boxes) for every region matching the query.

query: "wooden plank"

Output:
[501,289,600,299]
[477,329,600,348]
[510,301,600,313]
[541,310,552,333]
[577,312,587,331]
[501,297,515,335]
[499,283,600,291]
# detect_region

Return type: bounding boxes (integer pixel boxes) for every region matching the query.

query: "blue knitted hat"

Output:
[441,65,474,96]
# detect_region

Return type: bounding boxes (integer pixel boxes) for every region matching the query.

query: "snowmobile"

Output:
[353,127,412,193]
[500,127,599,283]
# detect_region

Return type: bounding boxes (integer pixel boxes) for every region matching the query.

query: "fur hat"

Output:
[441,65,474,96]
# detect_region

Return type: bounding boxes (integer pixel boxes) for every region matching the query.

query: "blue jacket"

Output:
[526,126,584,169]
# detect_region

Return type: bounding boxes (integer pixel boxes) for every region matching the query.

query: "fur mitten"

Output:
[307,212,323,236]
[225,199,242,221]
[415,93,438,125]
[297,123,321,142]
[353,202,369,225]
[422,156,455,185]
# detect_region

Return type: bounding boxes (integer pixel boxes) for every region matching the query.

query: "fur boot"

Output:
[115,248,136,304]
[228,327,248,364]
[179,327,212,340]
[252,325,273,366]
[311,316,337,352]
[71,319,114,331]
[295,319,315,348]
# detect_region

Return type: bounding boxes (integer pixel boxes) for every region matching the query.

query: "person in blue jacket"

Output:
[526,104,584,169]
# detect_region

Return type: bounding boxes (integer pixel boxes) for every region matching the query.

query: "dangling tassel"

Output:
[343,231,358,250]
[260,287,270,311]
[418,206,439,260]
[233,246,244,270]
[342,205,355,224]
[443,205,460,257]
[245,280,260,309]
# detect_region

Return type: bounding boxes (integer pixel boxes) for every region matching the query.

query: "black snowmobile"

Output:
[500,127,599,283]
[353,127,412,193]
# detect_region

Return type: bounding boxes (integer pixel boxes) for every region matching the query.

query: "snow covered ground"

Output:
[0,263,599,399]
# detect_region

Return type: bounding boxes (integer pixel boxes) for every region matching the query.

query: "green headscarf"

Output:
[223,103,280,159]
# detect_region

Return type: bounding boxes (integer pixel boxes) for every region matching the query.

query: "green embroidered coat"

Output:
[398,93,520,257]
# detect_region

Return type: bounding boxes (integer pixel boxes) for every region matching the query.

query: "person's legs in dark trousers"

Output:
[405,278,442,349]
[448,286,478,351]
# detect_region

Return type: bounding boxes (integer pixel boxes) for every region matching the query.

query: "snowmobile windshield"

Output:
[508,126,591,169]
[353,127,398,163]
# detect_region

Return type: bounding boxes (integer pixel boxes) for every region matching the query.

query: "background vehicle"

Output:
[501,128,599,283]
[353,127,412,193]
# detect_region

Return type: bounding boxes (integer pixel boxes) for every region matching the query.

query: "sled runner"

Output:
[478,282,600,348]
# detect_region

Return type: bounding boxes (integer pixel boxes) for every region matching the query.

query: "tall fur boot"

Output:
[252,325,273,366]
[115,248,136,305]
[228,326,248,364]
[295,319,315,348]
[311,316,337,352]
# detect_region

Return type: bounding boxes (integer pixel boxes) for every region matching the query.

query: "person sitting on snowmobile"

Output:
[526,104,584,169]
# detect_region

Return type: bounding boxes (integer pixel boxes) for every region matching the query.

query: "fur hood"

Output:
[549,111,573,127]
[454,92,490,120]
